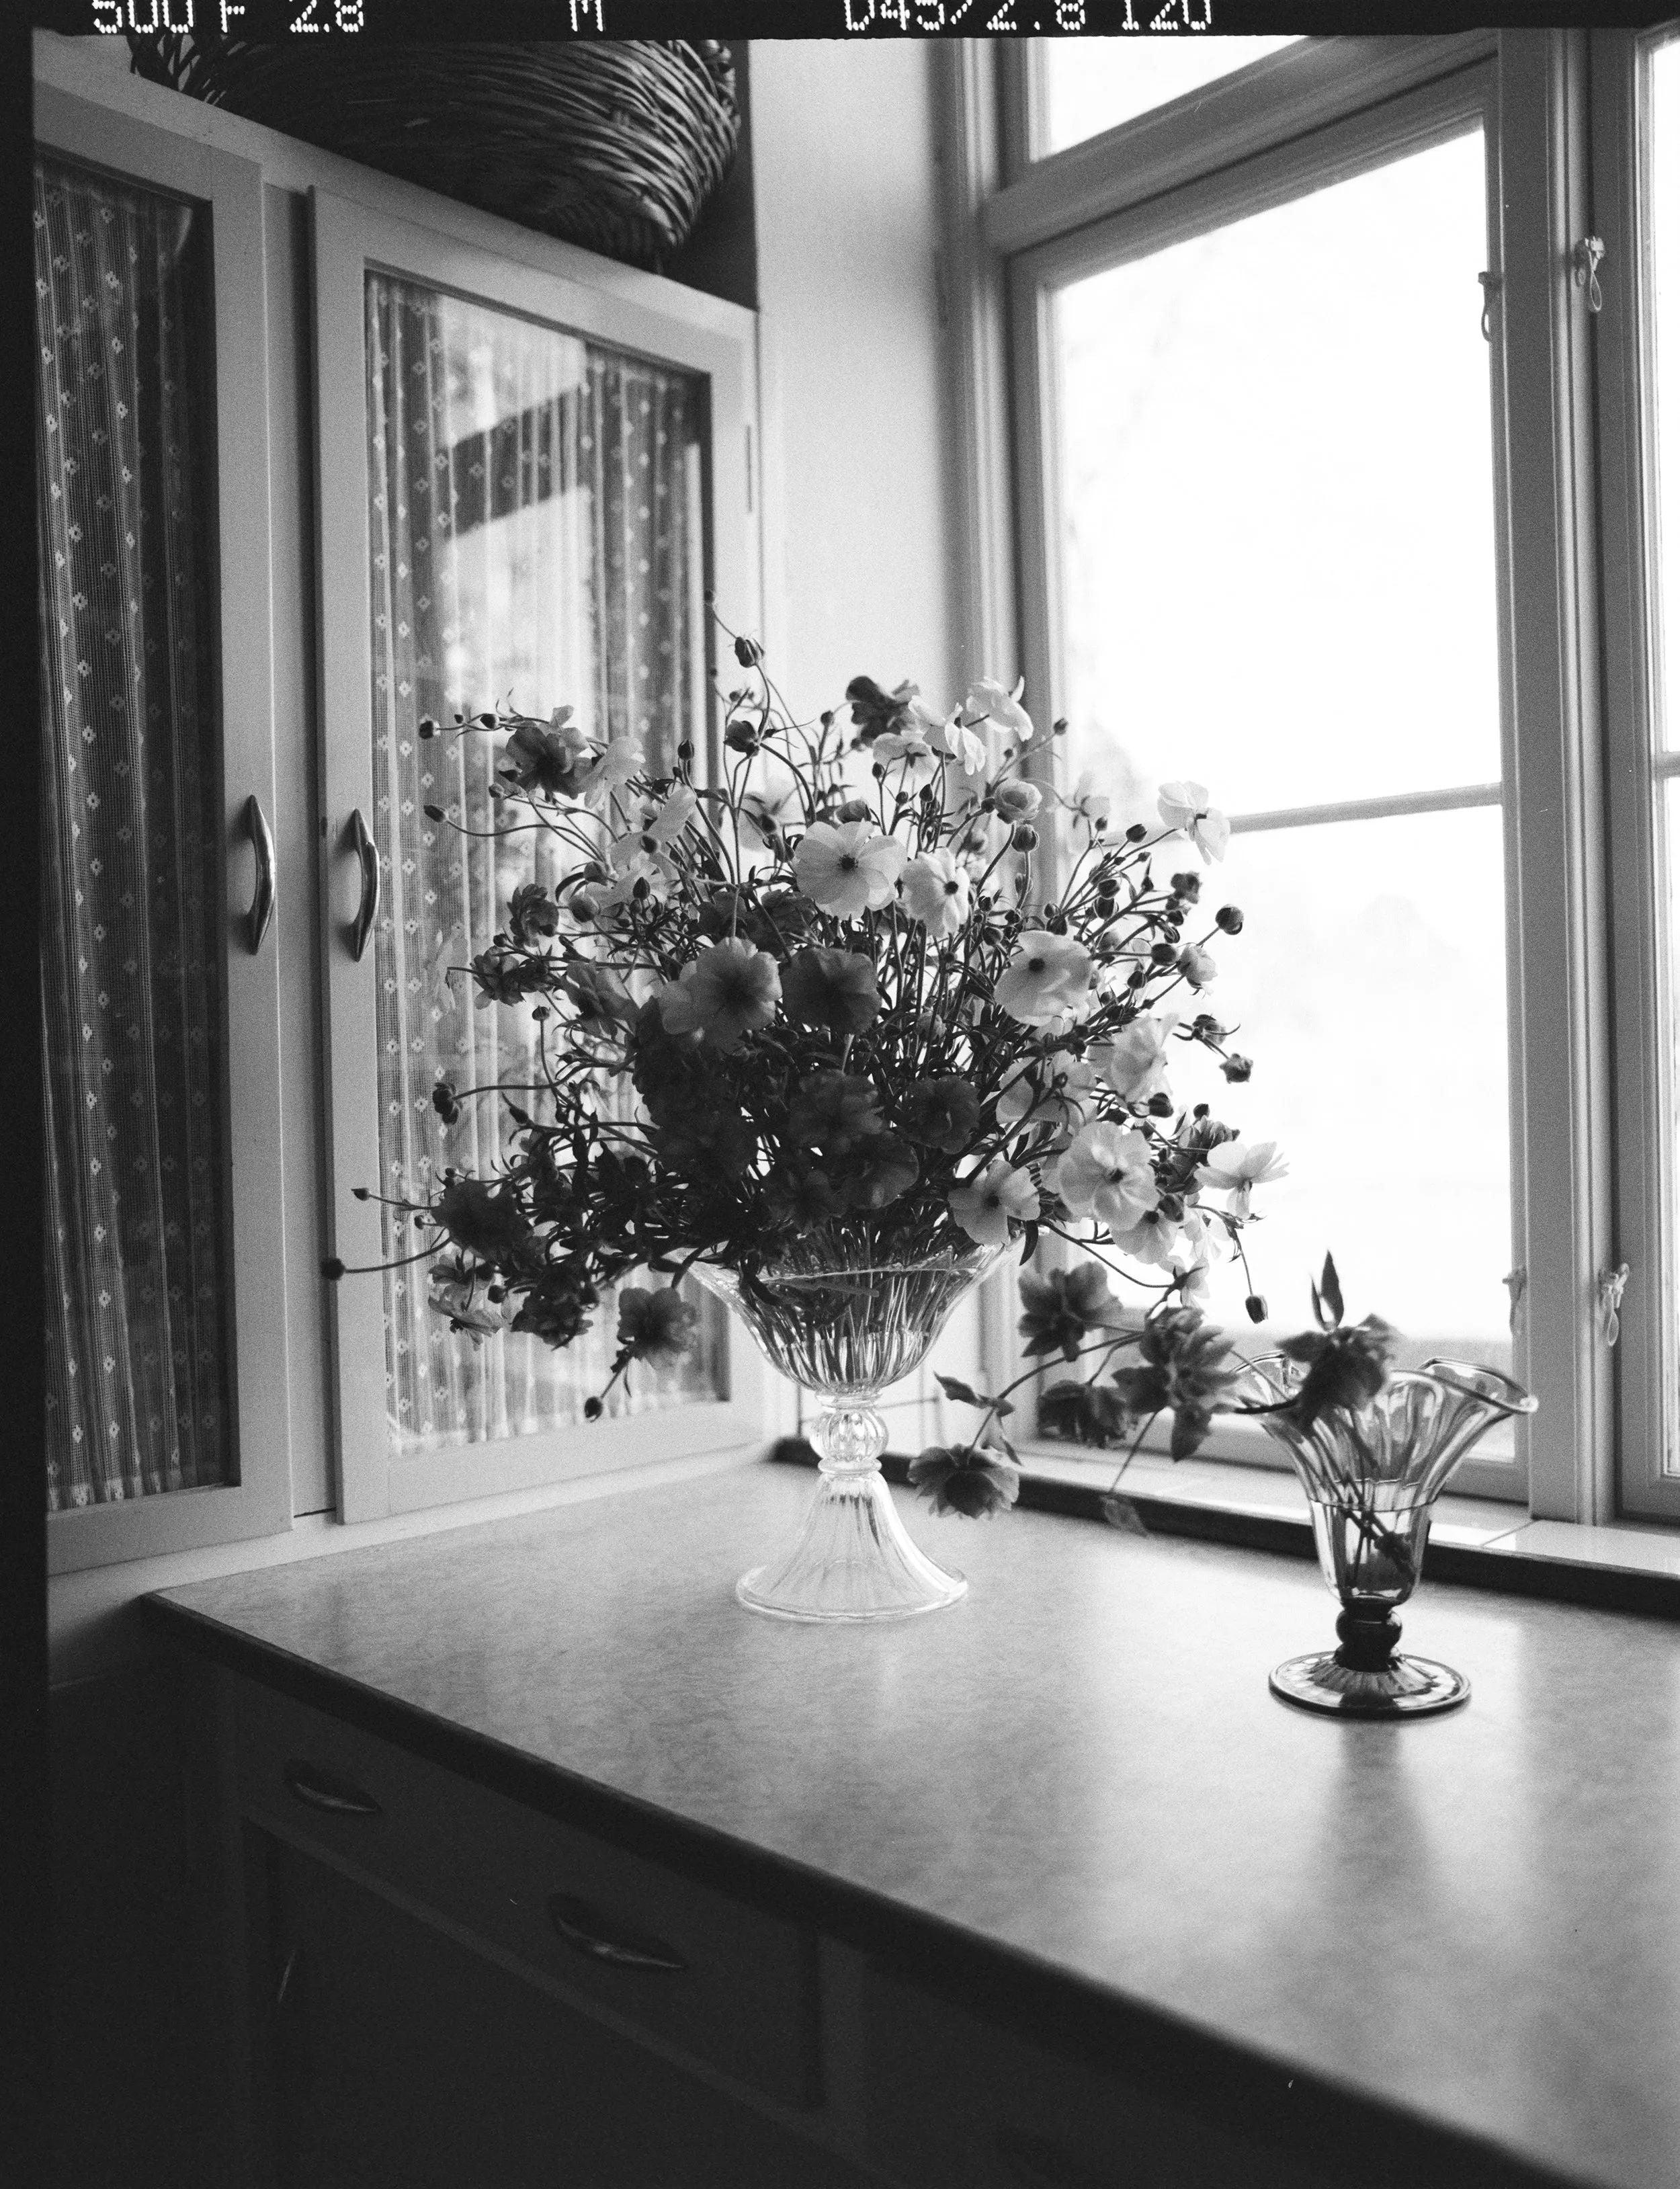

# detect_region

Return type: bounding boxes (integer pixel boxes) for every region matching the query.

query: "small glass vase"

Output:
[1233,1356,1538,1717]
[694,1233,1003,1622]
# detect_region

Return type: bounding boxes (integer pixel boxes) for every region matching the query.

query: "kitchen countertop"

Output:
[148,1459,1680,2189]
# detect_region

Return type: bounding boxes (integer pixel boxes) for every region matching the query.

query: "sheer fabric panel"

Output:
[36,156,233,1510]
[364,276,719,1456]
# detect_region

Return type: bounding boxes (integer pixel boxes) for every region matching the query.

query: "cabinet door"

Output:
[311,189,775,1522]
[255,1836,869,2189]
[38,87,292,1572]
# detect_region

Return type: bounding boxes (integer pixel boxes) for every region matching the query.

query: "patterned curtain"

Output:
[36,156,231,1511]
[365,275,716,1455]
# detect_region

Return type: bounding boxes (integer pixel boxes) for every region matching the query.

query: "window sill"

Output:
[774,1442,1680,1620]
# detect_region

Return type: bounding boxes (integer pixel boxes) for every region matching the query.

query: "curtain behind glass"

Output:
[36,157,232,1510]
[366,275,718,1455]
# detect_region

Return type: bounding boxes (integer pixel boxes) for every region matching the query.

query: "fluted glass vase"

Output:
[694,1236,1003,1622]
[1233,1356,1538,1717]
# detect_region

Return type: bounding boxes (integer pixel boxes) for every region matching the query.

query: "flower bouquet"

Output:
[328,614,1288,1618]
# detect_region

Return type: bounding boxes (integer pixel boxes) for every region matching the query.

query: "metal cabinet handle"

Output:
[546,1892,687,1975]
[996,2123,1118,2189]
[347,808,380,963]
[283,1758,382,1817]
[244,794,276,955]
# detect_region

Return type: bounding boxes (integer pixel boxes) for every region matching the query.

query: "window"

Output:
[949,32,1650,1516]
[1036,35,1300,158]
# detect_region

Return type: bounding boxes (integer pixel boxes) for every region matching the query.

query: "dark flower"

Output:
[553,962,636,1033]
[431,1079,462,1126]
[782,948,882,1036]
[653,1101,757,1181]
[907,1444,1021,1518]
[724,716,763,755]
[1036,1380,1134,1447]
[434,1175,532,1264]
[497,712,592,798]
[469,946,550,1008]
[1220,1053,1254,1083]
[788,1071,882,1155]
[764,1167,843,1229]
[898,1075,981,1153]
[1170,870,1202,903]
[838,1136,918,1211]
[1017,1262,1125,1361]
[628,995,704,1102]
[616,1286,699,1364]
[845,673,919,745]
[507,880,560,946]
[511,1268,596,1348]
[1106,1308,1240,1459]
[1278,1318,1398,1429]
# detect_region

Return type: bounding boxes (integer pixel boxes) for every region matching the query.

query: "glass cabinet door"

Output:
[313,190,767,1521]
[36,93,292,1571]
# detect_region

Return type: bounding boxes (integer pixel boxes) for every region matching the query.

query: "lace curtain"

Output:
[36,156,231,1510]
[365,275,718,1454]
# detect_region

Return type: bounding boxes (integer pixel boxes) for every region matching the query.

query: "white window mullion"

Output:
[1495,29,1617,1522]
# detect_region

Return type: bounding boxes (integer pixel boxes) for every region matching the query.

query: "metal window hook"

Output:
[1573,235,1605,314]
[1478,271,1502,342]
[1598,1263,1630,1348]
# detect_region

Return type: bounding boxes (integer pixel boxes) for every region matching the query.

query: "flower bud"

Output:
[1245,1294,1268,1323]
[1150,942,1177,965]
[1171,870,1202,903]
[677,739,694,760]
[581,862,606,884]
[418,716,437,739]
[732,633,765,667]
[584,1396,604,1421]
[1053,716,1068,735]
[1220,1052,1253,1083]
[837,796,874,823]
[1215,905,1244,934]
[423,803,445,823]
[1011,823,1039,852]
[1126,822,1148,842]
[1147,1091,1173,1117]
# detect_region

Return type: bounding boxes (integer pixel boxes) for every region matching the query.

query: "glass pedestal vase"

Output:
[1234,1357,1538,1718]
[694,1237,1002,1622]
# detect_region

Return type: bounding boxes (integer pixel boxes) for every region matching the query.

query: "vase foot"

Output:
[735,1467,967,1622]
[1269,1651,1470,1718]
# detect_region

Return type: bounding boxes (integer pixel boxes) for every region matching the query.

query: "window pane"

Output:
[1654,34,1680,747]
[1054,128,1501,817]
[1040,35,1300,158]
[38,156,235,1510]
[1188,808,1514,1401]
[365,276,722,1460]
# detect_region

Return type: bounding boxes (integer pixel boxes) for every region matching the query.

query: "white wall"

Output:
[749,40,959,721]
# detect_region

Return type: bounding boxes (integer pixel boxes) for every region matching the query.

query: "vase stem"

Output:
[736,1393,968,1623]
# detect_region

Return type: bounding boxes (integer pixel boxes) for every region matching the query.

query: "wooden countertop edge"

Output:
[142,1592,1601,2189]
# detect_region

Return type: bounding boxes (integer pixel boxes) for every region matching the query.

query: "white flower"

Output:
[1064,770,1111,829]
[571,738,644,805]
[948,1159,1039,1245]
[1157,781,1230,864]
[940,708,988,780]
[994,932,1093,1029]
[873,731,941,789]
[1107,1206,1180,1270]
[1056,1120,1161,1234]
[1193,1138,1289,1221]
[599,845,679,906]
[792,820,907,918]
[1177,944,1217,989]
[993,779,1042,821]
[964,675,1034,746]
[898,848,971,936]
[996,1055,1099,1136]
[1098,1011,1179,1104]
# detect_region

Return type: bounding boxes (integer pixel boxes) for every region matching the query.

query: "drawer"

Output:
[230,1672,819,2110]
[864,1967,1331,2189]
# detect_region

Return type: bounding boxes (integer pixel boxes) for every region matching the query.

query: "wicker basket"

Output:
[126,36,740,267]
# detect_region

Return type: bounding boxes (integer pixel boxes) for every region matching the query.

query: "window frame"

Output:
[310,188,776,1526]
[38,84,295,1575]
[1594,23,1680,1524]
[942,32,1621,1519]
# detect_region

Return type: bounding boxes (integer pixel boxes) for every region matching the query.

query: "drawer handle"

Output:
[347,807,380,963]
[996,2123,1119,2189]
[547,1893,687,1975]
[243,793,276,956]
[283,1759,382,1817]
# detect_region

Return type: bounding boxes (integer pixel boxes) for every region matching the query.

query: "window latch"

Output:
[1598,1263,1630,1348]
[1501,1267,1525,1329]
[1572,235,1605,314]
[1478,271,1502,341]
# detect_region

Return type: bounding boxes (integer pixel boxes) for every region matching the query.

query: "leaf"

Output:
[935,1374,986,1409]
[993,1434,1020,1464]
[1101,1493,1150,1537]
[1314,1252,1345,1331]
